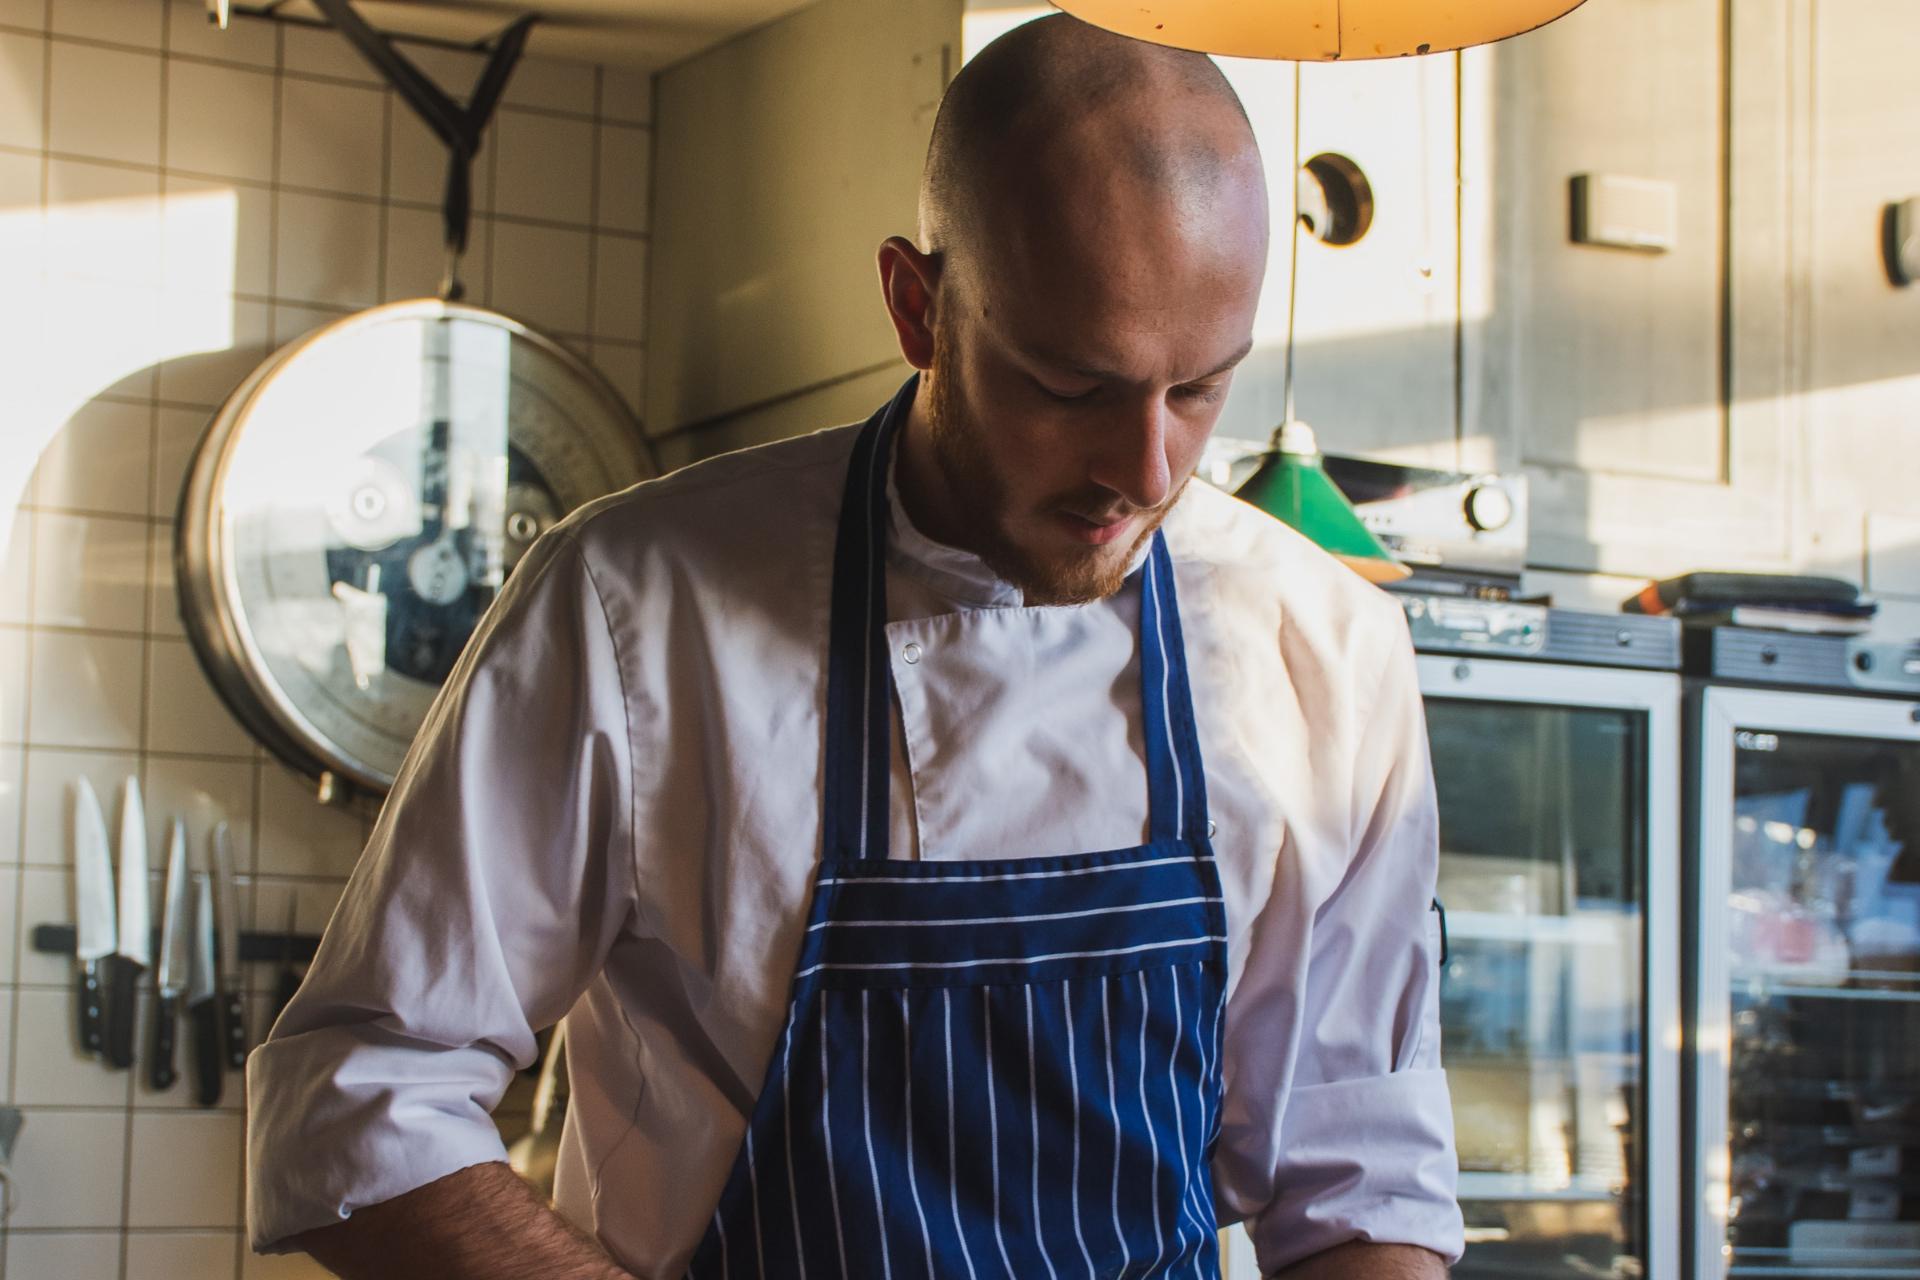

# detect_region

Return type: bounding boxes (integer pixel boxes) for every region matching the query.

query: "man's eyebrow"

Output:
[1021,338,1255,385]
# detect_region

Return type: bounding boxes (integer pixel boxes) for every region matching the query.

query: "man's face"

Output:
[922,190,1264,606]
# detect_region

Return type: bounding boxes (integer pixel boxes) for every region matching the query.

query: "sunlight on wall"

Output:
[0,186,237,520]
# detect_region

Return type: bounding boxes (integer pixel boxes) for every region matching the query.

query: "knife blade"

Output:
[187,870,222,1107]
[149,819,190,1092]
[209,823,247,1070]
[72,778,116,1056]
[104,777,149,1070]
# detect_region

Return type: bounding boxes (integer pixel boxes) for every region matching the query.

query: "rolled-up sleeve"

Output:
[1235,602,1464,1273]
[246,523,637,1252]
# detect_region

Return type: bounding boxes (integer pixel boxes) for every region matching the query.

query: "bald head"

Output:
[919,14,1265,289]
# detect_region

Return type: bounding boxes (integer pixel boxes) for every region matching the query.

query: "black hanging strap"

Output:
[305,0,536,298]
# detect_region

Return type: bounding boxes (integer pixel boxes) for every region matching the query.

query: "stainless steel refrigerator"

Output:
[1686,629,1920,1279]
[1414,603,1684,1280]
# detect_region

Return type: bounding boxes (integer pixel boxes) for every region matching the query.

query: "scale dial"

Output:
[177,300,653,799]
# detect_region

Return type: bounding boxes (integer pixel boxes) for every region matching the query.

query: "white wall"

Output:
[0,1,651,1274]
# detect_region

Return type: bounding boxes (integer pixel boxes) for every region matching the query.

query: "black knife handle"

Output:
[190,999,224,1107]
[103,956,141,1069]
[150,996,178,1091]
[221,990,248,1071]
[77,962,104,1054]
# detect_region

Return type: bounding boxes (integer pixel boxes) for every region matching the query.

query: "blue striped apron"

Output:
[686,377,1229,1279]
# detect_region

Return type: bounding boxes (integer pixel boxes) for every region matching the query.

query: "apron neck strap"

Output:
[821,375,1212,862]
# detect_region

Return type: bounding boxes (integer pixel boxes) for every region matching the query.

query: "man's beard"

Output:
[923,329,1182,607]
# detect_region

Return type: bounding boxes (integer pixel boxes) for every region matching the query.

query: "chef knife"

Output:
[104,778,149,1070]
[149,819,190,1092]
[209,823,247,1070]
[187,871,223,1107]
[72,778,116,1056]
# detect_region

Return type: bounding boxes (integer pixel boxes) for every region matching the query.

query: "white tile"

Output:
[0,986,13,1093]
[47,39,161,165]
[12,986,134,1105]
[14,863,74,984]
[382,201,489,303]
[145,636,252,758]
[127,1110,244,1226]
[278,76,384,198]
[44,273,163,400]
[20,747,140,867]
[45,156,164,288]
[268,300,350,346]
[6,1110,129,1226]
[600,66,650,125]
[0,30,46,150]
[141,753,253,877]
[0,866,17,981]
[0,0,46,30]
[127,1230,242,1280]
[280,20,380,84]
[272,189,379,308]
[492,108,593,227]
[253,873,340,944]
[32,510,150,632]
[589,340,643,424]
[591,233,645,343]
[156,295,268,410]
[0,144,42,207]
[150,404,211,531]
[147,519,183,636]
[388,97,491,211]
[254,763,360,879]
[501,54,593,115]
[163,175,270,299]
[0,623,27,742]
[167,0,275,67]
[5,1230,124,1276]
[50,0,162,46]
[0,742,22,862]
[29,628,144,750]
[242,1245,339,1278]
[488,219,588,336]
[404,44,485,100]
[32,397,153,517]
[165,59,275,183]
[595,121,648,233]
[0,502,33,625]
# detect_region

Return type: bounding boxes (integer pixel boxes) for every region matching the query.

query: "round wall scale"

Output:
[176,298,655,804]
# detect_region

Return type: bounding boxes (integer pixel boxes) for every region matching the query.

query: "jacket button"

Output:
[1206,819,1218,837]
[902,642,922,665]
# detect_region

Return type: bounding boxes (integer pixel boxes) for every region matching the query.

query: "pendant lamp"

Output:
[1053,0,1588,60]
[1235,422,1409,584]
[1227,66,1409,584]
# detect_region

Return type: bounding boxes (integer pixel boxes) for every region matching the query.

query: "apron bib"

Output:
[686,377,1229,1279]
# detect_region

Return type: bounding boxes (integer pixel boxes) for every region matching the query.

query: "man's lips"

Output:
[1054,510,1139,546]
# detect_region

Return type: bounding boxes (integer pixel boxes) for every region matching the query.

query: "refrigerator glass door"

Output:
[1695,688,1920,1279]
[1421,657,1680,1280]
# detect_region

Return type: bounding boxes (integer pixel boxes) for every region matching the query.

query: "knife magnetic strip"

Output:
[32,924,320,964]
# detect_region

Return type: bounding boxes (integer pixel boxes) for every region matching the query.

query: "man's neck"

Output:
[892,378,972,557]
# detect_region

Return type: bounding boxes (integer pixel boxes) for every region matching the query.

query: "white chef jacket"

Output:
[246,417,1464,1276]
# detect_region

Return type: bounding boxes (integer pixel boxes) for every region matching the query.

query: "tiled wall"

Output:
[0,1,651,1275]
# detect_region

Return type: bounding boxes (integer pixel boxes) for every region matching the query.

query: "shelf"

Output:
[1458,1171,1623,1203]
[1732,972,1920,1005]
[1445,911,1629,946]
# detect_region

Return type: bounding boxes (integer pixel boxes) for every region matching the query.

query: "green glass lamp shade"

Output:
[1233,422,1410,585]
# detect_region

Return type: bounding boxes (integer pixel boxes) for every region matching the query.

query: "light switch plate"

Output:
[1570,173,1678,253]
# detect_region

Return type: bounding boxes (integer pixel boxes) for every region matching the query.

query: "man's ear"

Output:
[877,236,942,371]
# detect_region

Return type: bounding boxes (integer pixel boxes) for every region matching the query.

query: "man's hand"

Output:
[288,1161,633,1280]
[1274,1240,1449,1279]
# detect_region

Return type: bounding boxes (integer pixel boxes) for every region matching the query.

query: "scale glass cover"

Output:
[176,299,653,799]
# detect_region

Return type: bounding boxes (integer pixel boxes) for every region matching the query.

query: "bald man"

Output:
[247,15,1461,1280]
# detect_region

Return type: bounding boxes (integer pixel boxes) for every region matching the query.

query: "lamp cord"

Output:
[1279,64,1303,438]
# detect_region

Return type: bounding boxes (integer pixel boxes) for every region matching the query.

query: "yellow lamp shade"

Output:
[1053,0,1588,60]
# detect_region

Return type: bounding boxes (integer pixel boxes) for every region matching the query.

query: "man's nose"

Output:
[1089,393,1174,512]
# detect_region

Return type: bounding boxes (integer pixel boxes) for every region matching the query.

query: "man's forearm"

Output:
[288,1161,632,1280]
[1275,1241,1448,1279]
